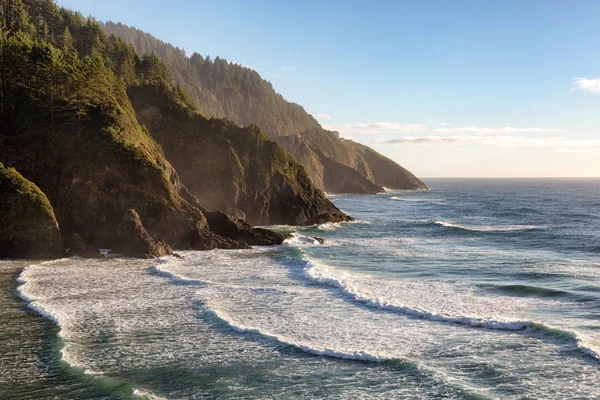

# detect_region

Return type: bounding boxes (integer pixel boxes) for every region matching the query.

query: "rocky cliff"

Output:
[128,84,350,226]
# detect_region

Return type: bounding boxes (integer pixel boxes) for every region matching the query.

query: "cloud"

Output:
[317,113,332,120]
[322,121,562,136]
[380,135,600,148]
[433,126,564,135]
[554,148,596,154]
[573,77,600,93]
[322,122,424,134]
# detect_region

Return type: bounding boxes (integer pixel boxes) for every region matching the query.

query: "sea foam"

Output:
[297,252,600,362]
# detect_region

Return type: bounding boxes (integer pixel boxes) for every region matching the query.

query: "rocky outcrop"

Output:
[203,210,290,246]
[110,209,173,258]
[128,85,352,226]
[66,234,103,258]
[0,163,65,259]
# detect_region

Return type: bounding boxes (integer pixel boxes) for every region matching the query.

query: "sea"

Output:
[2,178,599,399]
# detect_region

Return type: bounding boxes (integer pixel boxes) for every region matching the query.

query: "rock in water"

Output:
[203,211,290,246]
[66,234,103,258]
[111,209,173,258]
[0,163,65,259]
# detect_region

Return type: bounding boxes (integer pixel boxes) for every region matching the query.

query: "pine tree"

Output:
[62,26,74,51]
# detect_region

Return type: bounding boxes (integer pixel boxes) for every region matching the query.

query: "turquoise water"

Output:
[4,179,600,399]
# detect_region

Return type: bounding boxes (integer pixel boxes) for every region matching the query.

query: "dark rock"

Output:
[66,233,103,258]
[204,211,290,246]
[110,209,173,258]
[186,228,250,251]
[0,163,65,259]
[312,237,326,244]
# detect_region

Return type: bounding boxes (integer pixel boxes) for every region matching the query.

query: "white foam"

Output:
[300,257,600,361]
[205,303,405,363]
[284,233,321,246]
[435,220,540,232]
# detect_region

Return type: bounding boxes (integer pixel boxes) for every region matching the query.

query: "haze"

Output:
[56,0,600,177]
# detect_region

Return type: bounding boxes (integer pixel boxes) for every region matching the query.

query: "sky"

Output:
[56,0,600,177]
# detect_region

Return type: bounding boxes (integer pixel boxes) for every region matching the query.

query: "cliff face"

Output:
[128,85,350,226]
[0,162,65,259]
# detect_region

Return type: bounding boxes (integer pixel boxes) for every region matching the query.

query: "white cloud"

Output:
[322,122,424,134]
[380,135,600,148]
[317,113,332,120]
[322,121,563,136]
[433,126,564,135]
[573,77,600,93]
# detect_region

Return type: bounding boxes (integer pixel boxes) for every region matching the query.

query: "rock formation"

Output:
[110,209,173,258]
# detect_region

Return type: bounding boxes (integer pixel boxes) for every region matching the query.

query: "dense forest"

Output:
[102,21,322,136]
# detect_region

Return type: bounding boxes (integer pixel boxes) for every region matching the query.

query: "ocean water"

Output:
[3,178,600,399]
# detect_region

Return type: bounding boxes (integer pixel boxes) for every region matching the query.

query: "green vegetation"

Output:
[0,0,347,255]
[0,161,64,258]
[128,83,348,225]
[0,0,207,248]
[102,21,322,136]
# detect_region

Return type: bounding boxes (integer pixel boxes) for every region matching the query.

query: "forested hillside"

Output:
[102,21,427,193]
[0,0,348,258]
[102,21,321,136]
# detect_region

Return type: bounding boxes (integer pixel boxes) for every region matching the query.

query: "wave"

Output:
[493,284,569,298]
[296,255,600,362]
[434,220,540,232]
[284,233,322,246]
[203,299,413,364]
[17,262,166,399]
[390,196,445,204]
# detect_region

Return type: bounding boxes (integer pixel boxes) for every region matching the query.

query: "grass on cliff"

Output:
[0,162,59,241]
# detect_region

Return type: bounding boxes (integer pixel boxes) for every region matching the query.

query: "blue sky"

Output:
[56,0,600,177]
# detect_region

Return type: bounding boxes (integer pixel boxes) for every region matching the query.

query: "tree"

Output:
[62,26,74,52]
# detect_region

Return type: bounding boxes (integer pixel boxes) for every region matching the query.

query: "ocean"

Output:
[2,178,599,399]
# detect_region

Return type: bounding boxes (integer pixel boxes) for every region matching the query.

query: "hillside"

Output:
[0,0,348,258]
[100,21,427,193]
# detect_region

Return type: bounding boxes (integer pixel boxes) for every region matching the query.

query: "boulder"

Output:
[110,209,173,258]
[0,163,65,259]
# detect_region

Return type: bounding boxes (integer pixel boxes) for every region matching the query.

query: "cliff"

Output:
[127,84,350,225]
